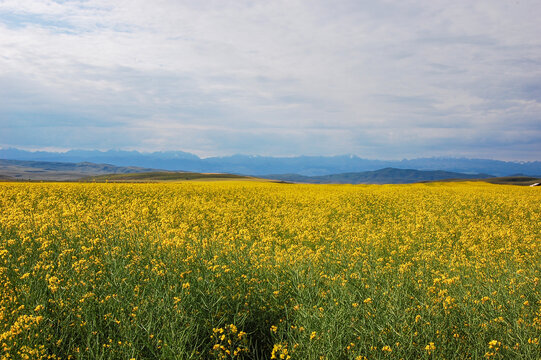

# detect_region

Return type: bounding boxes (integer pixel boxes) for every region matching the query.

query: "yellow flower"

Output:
[425,342,436,353]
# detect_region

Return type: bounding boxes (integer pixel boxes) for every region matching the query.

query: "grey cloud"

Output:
[370,94,438,107]
[518,82,541,102]
[416,35,497,47]
[0,0,540,160]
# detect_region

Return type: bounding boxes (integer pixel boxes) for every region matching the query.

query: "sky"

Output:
[0,0,540,160]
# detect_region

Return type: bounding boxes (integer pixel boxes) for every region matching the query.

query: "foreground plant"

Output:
[0,181,539,359]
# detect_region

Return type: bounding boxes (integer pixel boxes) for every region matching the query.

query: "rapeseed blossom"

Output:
[0,181,539,359]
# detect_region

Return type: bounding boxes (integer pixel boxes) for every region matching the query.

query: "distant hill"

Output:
[81,172,254,182]
[1,148,540,177]
[262,168,495,184]
[0,159,158,181]
[0,159,261,182]
[2,159,539,185]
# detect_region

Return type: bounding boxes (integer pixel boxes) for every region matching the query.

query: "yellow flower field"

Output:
[0,181,539,359]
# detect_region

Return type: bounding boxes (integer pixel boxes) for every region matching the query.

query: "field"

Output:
[0,181,539,359]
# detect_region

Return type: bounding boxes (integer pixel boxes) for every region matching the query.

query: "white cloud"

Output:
[0,0,540,160]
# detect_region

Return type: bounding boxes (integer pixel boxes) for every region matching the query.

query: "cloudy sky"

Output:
[1,0,540,160]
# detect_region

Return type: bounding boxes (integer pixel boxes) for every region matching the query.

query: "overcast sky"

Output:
[1,0,540,160]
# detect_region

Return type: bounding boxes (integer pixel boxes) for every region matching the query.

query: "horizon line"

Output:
[0,146,539,163]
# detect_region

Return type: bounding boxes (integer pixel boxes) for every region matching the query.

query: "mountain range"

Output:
[1,148,540,177]
[2,159,541,185]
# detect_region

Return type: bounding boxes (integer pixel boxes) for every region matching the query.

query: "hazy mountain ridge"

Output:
[1,148,540,177]
[262,168,495,184]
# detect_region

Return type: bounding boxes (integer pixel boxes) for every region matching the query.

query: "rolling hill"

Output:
[80,172,254,182]
[0,159,257,182]
[262,168,495,184]
[0,159,159,181]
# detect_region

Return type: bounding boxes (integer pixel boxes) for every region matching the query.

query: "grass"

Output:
[434,176,541,186]
[482,176,541,186]
[80,171,254,182]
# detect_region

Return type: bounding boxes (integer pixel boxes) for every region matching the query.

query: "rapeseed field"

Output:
[0,181,539,359]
